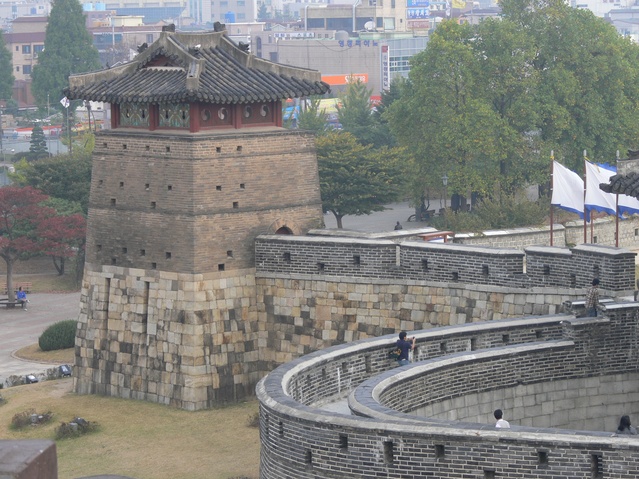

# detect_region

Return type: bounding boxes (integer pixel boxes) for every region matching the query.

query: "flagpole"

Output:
[616,193,619,247]
[583,150,587,244]
[616,150,620,248]
[550,150,554,246]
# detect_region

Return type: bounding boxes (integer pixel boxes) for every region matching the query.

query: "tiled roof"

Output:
[65,29,330,104]
[4,32,46,43]
[600,172,639,199]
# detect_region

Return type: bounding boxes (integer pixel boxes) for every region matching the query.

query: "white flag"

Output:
[551,161,584,218]
[585,161,616,216]
[585,160,639,216]
[60,96,69,108]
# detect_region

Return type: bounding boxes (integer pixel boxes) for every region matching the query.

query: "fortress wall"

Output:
[279,316,568,407]
[454,216,639,250]
[256,274,576,367]
[256,235,528,287]
[256,235,635,291]
[454,225,566,248]
[257,305,639,479]
[525,244,636,290]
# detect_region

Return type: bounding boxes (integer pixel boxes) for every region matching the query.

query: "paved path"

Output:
[323,201,432,232]
[0,292,81,385]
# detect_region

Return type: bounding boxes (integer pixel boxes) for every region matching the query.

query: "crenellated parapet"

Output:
[255,235,636,292]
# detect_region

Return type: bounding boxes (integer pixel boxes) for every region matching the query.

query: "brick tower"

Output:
[66,26,329,409]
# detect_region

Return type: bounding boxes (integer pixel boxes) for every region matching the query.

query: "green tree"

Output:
[388,21,505,205]
[337,80,377,146]
[31,0,100,110]
[316,131,404,228]
[297,97,328,135]
[389,10,639,211]
[27,124,49,161]
[12,151,92,213]
[0,30,15,101]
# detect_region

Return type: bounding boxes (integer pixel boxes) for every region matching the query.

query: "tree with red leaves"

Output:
[0,186,86,301]
[38,213,86,276]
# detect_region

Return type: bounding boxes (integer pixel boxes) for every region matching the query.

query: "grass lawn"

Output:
[0,379,261,479]
[11,272,81,293]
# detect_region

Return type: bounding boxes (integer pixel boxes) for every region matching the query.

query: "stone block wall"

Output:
[454,216,639,251]
[563,216,639,248]
[76,230,636,411]
[454,224,567,248]
[414,373,639,431]
[257,273,577,367]
[74,263,259,409]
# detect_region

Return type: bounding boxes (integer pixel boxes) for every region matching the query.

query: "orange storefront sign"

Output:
[322,74,369,86]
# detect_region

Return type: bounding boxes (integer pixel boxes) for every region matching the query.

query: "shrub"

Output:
[11,409,53,430]
[55,417,98,439]
[39,319,77,351]
[6,375,24,387]
[0,394,6,406]
[431,194,547,233]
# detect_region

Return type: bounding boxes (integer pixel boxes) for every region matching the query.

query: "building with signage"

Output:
[252,30,427,94]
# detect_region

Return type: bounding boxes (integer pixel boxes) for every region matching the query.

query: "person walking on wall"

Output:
[494,409,511,429]
[585,278,600,317]
[16,286,28,310]
[616,415,638,435]
[396,331,415,366]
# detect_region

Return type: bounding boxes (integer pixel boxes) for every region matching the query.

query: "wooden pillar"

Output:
[111,103,119,129]
[233,104,242,129]
[275,100,282,127]
[190,103,200,133]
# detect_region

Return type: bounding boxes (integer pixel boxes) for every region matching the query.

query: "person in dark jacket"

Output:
[396,331,415,366]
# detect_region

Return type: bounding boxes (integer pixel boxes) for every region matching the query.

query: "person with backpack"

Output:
[395,331,415,366]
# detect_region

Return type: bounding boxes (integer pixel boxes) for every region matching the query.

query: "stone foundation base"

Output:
[74,263,259,410]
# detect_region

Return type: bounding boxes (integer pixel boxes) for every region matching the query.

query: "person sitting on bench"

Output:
[16,286,28,310]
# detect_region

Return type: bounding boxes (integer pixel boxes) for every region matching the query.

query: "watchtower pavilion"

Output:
[66,26,329,409]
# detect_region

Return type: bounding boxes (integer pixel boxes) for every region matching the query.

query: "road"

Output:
[0,292,80,386]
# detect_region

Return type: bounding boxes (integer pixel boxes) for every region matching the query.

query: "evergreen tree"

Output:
[337,80,375,145]
[297,97,328,135]
[317,131,404,228]
[27,124,49,161]
[338,80,396,148]
[257,3,268,21]
[31,0,100,110]
[0,30,15,102]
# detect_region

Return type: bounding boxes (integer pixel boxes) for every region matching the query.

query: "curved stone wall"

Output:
[257,304,639,479]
